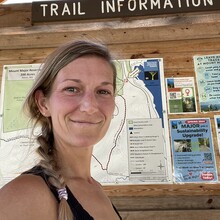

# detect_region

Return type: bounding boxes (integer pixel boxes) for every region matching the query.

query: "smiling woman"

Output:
[0,40,121,220]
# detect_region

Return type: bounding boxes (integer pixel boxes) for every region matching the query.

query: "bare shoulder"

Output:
[0,174,57,220]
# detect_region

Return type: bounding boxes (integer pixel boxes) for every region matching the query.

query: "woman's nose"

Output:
[79,92,98,114]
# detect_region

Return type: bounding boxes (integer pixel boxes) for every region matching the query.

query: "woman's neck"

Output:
[55,144,94,182]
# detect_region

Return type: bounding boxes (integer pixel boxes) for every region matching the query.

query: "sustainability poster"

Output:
[166,77,197,114]
[194,54,220,112]
[170,118,218,183]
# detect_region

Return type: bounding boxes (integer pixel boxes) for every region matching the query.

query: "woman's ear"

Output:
[35,90,51,117]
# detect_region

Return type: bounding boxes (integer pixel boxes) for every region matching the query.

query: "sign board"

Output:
[32,0,220,22]
[0,59,173,187]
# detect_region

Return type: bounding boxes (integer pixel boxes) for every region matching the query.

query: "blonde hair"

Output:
[23,40,116,220]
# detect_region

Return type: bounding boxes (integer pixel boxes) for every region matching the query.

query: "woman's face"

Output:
[36,56,115,149]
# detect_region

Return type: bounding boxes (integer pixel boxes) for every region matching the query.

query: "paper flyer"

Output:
[166,77,197,114]
[170,118,218,183]
[194,54,220,112]
[214,115,220,155]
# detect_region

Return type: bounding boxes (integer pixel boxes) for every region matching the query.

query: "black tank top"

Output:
[23,166,122,220]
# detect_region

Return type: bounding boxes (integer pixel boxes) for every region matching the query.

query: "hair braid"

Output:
[37,123,74,220]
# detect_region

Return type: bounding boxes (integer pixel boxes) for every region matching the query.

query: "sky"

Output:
[3,0,48,4]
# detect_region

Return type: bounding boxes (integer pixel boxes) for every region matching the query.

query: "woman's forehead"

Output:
[52,57,114,86]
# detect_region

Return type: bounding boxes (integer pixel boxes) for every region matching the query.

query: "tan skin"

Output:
[0,56,119,220]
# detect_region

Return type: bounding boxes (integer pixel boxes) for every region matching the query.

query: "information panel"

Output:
[0,59,172,187]
[170,118,218,183]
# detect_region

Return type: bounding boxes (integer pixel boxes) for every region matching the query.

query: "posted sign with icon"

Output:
[165,77,197,114]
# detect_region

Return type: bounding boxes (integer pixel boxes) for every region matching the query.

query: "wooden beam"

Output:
[0,4,220,49]
[0,3,31,27]
[110,195,220,210]
[119,210,220,220]
[104,183,220,197]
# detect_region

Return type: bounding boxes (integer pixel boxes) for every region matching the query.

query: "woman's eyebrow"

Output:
[60,79,81,83]
[60,79,113,86]
[100,81,114,86]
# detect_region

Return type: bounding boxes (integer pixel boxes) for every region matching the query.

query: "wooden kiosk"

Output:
[1,1,220,219]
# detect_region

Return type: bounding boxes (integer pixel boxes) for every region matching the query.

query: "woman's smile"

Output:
[70,119,102,126]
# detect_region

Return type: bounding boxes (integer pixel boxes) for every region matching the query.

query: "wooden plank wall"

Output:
[0,3,220,219]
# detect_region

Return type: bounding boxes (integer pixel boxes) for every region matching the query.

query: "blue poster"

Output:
[170,118,218,183]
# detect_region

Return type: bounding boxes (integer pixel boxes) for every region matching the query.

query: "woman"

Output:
[0,40,122,220]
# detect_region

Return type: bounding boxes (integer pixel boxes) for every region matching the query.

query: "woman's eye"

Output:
[65,87,78,93]
[98,90,111,95]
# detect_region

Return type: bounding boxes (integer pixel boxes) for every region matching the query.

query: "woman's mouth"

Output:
[71,120,101,125]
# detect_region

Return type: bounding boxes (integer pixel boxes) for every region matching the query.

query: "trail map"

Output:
[0,59,172,187]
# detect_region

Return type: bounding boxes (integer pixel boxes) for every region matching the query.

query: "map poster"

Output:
[193,54,220,112]
[214,115,220,155]
[0,59,172,187]
[169,118,218,183]
[92,58,172,184]
[165,77,197,114]
[0,64,41,188]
